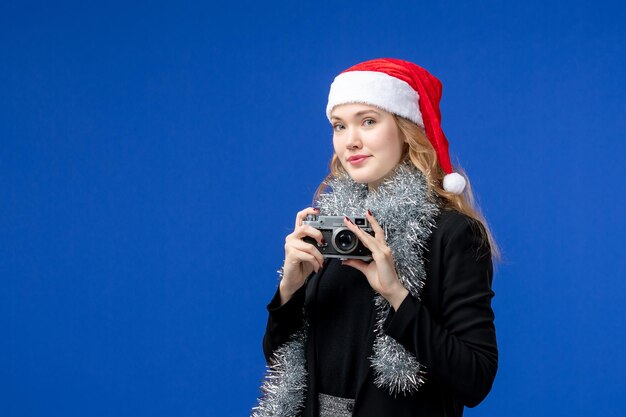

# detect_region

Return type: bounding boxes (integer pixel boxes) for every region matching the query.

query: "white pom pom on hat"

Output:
[443,172,467,195]
[327,58,466,194]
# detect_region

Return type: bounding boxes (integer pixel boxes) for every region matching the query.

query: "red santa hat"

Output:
[326,58,466,194]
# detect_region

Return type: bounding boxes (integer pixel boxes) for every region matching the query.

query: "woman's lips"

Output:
[347,156,369,165]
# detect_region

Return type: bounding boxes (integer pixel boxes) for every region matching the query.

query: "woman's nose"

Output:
[345,127,362,149]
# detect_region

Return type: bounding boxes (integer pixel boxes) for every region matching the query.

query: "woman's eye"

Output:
[363,118,376,126]
[333,124,345,132]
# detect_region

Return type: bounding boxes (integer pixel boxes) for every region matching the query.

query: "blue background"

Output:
[1,1,625,416]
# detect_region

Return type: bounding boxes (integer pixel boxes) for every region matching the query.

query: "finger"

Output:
[365,209,386,243]
[343,216,379,250]
[292,225,325,245]
[294,207,320,229]
[342,259,369,274]
[288,239,325,267]
[289,248,323,272]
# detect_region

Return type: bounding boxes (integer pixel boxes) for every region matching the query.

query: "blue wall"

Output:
[1,1,625,416]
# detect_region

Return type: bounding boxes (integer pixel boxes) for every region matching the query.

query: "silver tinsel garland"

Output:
[252,161,440,415]
[317,161,439,301]
[252,325,308,417]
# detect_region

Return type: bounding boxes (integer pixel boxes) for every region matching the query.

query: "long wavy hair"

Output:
[314,114,500,261]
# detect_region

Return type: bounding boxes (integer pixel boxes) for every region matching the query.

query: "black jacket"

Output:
[262,210,498,416]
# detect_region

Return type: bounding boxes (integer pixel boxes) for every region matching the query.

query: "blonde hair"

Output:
[314,114,500,261]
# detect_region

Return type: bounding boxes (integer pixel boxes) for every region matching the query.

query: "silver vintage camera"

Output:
[302,214,374,261]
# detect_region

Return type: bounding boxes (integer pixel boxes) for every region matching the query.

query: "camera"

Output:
[302,214,373,261]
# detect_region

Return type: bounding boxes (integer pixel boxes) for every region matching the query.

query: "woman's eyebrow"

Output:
[331,110,381,121]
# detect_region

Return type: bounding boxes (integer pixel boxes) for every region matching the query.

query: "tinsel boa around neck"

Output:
[252,161,440,417]
[317,161,440,299]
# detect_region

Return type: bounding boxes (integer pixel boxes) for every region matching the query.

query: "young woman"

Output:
[253,58,498,417]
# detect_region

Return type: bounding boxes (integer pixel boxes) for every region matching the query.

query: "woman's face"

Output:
[331,103,406,189]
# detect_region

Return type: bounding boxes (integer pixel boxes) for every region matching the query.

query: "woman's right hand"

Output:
[279,207,325,305]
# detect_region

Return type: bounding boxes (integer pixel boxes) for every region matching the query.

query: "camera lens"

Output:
[333,228,358,254]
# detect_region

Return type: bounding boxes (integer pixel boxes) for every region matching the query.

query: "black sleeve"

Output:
[262,283,307,363]
[383,214,497,407]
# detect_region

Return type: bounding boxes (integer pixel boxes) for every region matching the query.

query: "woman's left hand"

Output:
[342,210,409,311]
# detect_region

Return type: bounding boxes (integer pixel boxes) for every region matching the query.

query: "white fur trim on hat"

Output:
[443,172,466,194]
[326,71,423,126]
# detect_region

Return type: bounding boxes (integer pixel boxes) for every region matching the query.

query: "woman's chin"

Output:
[346,173,370,184]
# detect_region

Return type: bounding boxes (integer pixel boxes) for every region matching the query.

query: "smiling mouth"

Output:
[348,156,369,164]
